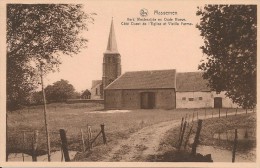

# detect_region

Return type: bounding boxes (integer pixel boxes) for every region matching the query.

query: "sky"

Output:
[46,0,205,92]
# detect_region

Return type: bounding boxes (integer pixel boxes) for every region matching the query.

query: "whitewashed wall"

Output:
[176,91,239,108]
[90,83,102,99]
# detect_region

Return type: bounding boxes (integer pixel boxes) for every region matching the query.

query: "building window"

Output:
[189,98,194,101]
[199,97,203,100]
[182,97,186,100]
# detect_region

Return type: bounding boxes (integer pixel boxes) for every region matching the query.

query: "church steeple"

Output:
[106,18,118,53]
[102,18,122,98]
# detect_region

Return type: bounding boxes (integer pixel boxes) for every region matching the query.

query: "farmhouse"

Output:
[176,72,238,109]
[104,70,238,110]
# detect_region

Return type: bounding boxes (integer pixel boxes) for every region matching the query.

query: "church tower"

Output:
[102,19,121,98]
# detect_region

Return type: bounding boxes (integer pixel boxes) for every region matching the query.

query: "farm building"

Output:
[104,69,177,109]
[176,72,239,109]
[104,70,239,110]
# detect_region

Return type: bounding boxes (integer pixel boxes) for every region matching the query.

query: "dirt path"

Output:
[101,120,180,162]
[100,111,252,162]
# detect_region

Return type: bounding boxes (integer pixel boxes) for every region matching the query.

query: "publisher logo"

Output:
[140,8,148,17]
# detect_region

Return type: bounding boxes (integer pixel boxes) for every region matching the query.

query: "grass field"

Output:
[6,102,249,161]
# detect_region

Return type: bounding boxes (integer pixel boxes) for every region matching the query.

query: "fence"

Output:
[176,108,255,162]
[6,124,107,162]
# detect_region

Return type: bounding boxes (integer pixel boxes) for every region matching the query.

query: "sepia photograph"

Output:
[0,0,258,167]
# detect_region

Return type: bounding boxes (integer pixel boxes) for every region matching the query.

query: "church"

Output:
[91,20,239,110]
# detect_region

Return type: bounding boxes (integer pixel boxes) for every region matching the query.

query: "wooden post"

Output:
[22,132,26,162]
[197,111,198,120]
[40,64,51,162]
[246,108,248,114]
[80,129,85,152]
[184,124,193,149]
[32,130,39,162]
[226,108,228,118]
[232,129,238,162]
[191,119,203,155]
[192,111,194,121]
[204,109,206,119]
[219,108,220,118]
[178,121,187,150]
[87,125,93,149]
[244,129,248,139]
[59,129,70,162]
[185,113,187,122]
[178,117,184,143]
[235,107,238,116]
[101,124,107,144]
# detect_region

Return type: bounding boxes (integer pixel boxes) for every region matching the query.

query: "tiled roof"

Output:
[176,72,210,92]
[105,69,176,90]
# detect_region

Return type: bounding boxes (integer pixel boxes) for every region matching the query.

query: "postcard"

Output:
[0,0,259,167]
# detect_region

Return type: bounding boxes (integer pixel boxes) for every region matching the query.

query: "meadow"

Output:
[6,102,248,161]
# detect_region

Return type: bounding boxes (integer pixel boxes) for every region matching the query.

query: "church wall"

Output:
[105,89,176,109]
[91,83,102,100]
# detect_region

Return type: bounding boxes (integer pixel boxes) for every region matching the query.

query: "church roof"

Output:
[91,80,102,89]
[105,19,118,53]
[176,72,211,92]
[105,69,176,90]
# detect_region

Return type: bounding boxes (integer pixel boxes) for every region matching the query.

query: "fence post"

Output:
[204,109,206,119]
[32,130,39,162]
[80,129,85,152]
[87,125,93,150]
[226,108,228,118]
[101,124,107,144]
[197,111,198,120]
[178,121,187,150]
[178,117,184,143]
[22,132,26,162]
[246,108,248,114]
[192,111,194,121]
[184,124,193,149]
[235,107,238,116]
[191,119,203,155]
[59,129,70,162]
[219,108,220,118]
[232,129,238,162]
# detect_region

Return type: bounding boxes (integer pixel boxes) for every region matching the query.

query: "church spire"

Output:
[106,18,118,53]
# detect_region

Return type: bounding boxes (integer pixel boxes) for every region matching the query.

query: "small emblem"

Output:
[140,8,148,17]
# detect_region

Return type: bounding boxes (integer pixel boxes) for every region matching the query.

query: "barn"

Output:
[104,69,176,109]
[176,72,239,108]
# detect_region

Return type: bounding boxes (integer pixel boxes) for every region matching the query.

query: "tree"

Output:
[45,79,75,102]
[196,5,256,108]
[7,4,94,110]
